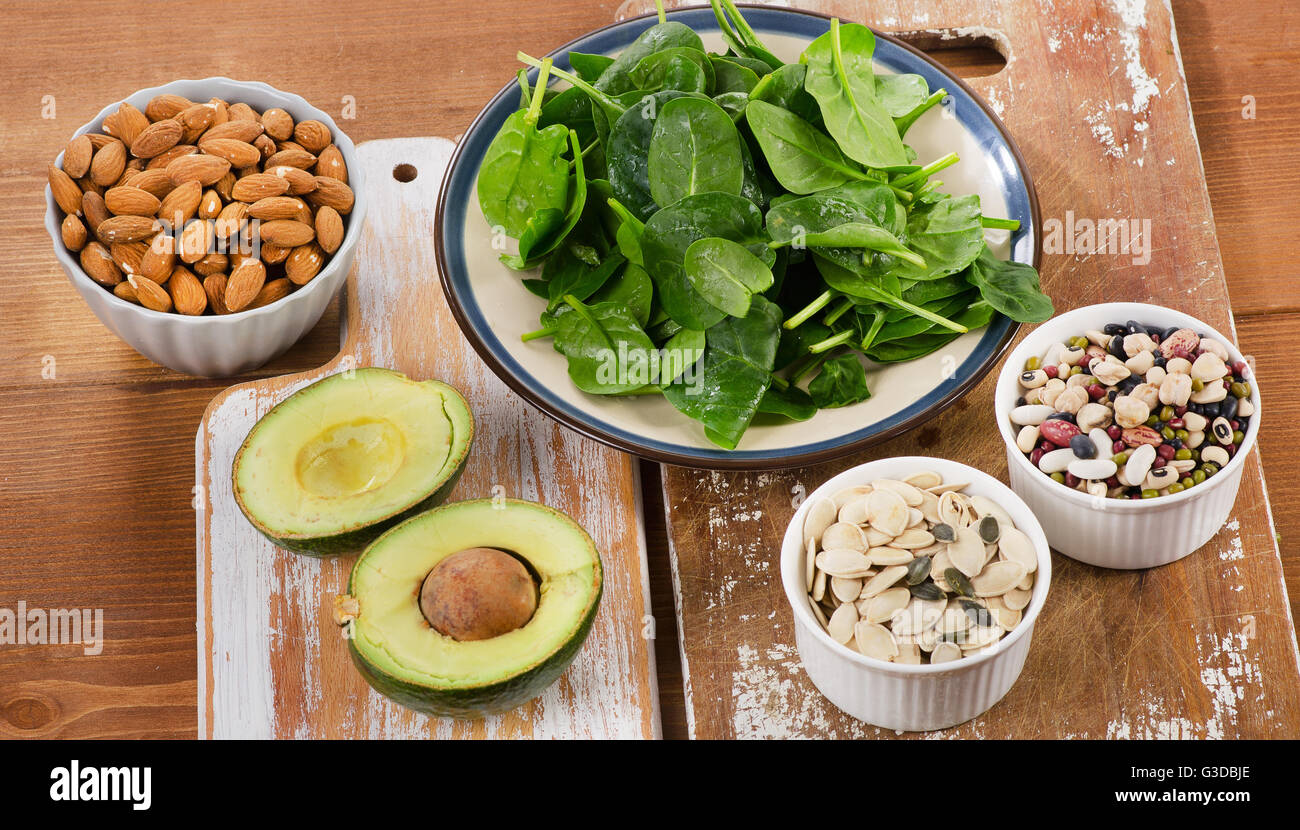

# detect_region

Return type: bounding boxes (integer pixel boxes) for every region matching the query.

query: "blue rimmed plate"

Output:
[436,6,1040,469]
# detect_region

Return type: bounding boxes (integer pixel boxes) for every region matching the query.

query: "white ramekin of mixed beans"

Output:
[995,303,1261,569]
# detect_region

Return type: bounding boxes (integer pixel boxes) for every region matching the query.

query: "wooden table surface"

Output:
[1,0,1296,739]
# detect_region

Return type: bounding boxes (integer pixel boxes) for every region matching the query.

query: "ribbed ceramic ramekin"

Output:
[43,78,367,377]
[780,456,1052,732]
[995,302,1261,569]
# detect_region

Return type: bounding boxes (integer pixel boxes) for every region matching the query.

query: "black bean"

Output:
[1168,438,1183,450]
[1126,319,1145,335]
[1153,354,1167,368]
[1016,396,1027,407]
[1203,402,1220,418]
[1104,323,1127,335]
[1162,325,1181,341]
[1145,325,1163,338]
[1220,395,1238,420]
[1070,434,1097,459]
[1046,412,1076,423]
[1108,336,1128,358]
[1108,389,1120,401]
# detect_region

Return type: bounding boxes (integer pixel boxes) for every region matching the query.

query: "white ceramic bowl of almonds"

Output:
[995,302,1261,569]
[43,77,366,377]
[781,457,1051,732]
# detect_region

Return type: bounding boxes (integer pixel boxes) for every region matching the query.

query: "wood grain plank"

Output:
[197,138,659,738]
[656,0,1300,738]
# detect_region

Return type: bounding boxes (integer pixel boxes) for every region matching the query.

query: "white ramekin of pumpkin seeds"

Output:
[781,457,1052,732]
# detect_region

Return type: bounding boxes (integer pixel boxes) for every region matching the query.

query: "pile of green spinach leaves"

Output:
[475,0,1052,450]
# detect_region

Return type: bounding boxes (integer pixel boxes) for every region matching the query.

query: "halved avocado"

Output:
[341,499,603,718]
[233,368,473,556]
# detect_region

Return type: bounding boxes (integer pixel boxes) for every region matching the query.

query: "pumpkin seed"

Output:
[895,643,923,664]
[991,606,1022,631]
[929,549,953,581]
[944,567,976,598]
[1017,573,1034,591]
[864,526,895,547]
[971,560,1027,597]
[893,527,935,549]
[822,521,867,552]
[803,497,837,547]
[903,470,943,490]
[872,478,924,506]
[864,586,910,623]
[959,625,1003,650]
[891,596,947,636]
[808,595,829,627]
[931,642,962,664]
[948,526,987,577]
[938,491,964,526]
[997,526,1038,574]
[867,545,913,566]
[919,489,942,524]
[837,495,871,525]
[830,576,863,604]
[830,484,872,509]
[907,507,925,527]
[805,537,817,592]
[866,488,909,537]
[905,555,932,586]
[926,481,969,494]
[827,602,859,644]
[815,548,873,577]
[932,522,956,543]
[860,565,908,598]
[938,605,973,635]
[977,515,1001,544]
[970,495,1016,529]
[961,602,996,628]
[1002,587,1032,611]
[853,620,899,661]
[909,581,946,601]
[812,567,827,602]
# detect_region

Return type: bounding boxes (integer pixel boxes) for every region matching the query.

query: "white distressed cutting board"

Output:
[195,137,659,739]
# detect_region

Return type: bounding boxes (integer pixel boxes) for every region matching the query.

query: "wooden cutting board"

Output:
[653,0,1300,737]
[195,137,658,739]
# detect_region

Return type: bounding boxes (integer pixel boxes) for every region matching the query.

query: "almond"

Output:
[292,120,331,153]
[63,134,94,178]
[176,103,216,143]
[127,168,176,200]
[227,102,259,122]
[157,180,202,227]
[113,280,139,303]
[199,137,260,168]
[258,219,314,247]
[266,164,317,195]
[204,272,231,314]
[193,252,228,276]
[110,241,148,275]
[179,219,214,263]
[77,176,104,198]
[314,206,344,254]
[80,242,122,286]
[82,192,110,238]
[201,120,264,144]
[225,259,267,311]
[89,140,126,188]
[113,168,139,189]
[105,185,162,216]
[285,242,325,284]
[306,177,354,213]
[86,133,118,151]
[214,201,249,239]
[146,144,198,170]
[127,274,173,312]
[253,133,276,160]
[130,118,183,158]
[214,170,236,201]
[61,214,88,251]
[276,139,308,154]
[231,173,290,202]
[208,97,229,127]
[97,214,159,243]
[48,164,84,215]
[145,94,192,122]
[264,148,316,170]
[314,144,347,183]
[261,108,294,141]
[198,188,223,219]
[168,265,207,315]
[109,103,150,146]
[166,153,230,186]
[260,242,291,264]
[248,196,307,220]
[249,277,292,309]
[140,233,176,282]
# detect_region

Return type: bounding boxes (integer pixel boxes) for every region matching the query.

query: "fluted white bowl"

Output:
[43,77,367,377]
[781,456,1052,732]
[995,302,1260,568]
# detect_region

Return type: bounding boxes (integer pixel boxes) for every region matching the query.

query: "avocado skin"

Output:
[252,462,468,557]
[347,577,602,718]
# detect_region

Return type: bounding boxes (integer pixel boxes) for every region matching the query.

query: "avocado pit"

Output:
[419,547,539,641]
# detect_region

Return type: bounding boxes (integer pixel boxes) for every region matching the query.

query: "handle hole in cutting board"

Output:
[892,29,1008,78]
[392,163,418,182]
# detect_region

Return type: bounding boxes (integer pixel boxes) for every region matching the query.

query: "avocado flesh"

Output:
[348,499,602,716]
[233,368,473,556]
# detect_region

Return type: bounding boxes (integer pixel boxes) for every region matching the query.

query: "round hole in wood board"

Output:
[392,163,418,183]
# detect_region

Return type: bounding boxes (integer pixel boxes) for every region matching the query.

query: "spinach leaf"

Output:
[659,327,706,385]
[648,96,744,207]
[502,130,588,268]
[641,192,769,330]
[710,56,761,94]
[684,237,774,317]
[874,73,930,118]
[595,21,705,94]
[809,353,872,408]
[708,0,783,72]
[569,51,615,82]
[765,179,906,239]
[713,91,750,122]
[768,221,921,267]
[890,194,986,281]
[775,320,831,370]
[607,90,705,222]
[802,21,909,169]
[629,47,713,94]
[744,100,868,194]
[757,383,818,421]
[749,63,822,125]
[551,295,656,394]
[963,246,1054,322]
[547,251,626,311]
[477,61,571,239]
[664,296,782,448]
[589,262,654,327]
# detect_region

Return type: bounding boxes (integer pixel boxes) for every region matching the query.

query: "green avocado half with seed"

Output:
[339,498,603,718]
[233,367,474,557]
